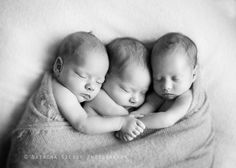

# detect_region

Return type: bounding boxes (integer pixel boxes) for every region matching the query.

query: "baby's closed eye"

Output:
[121,86,131,93]
[154,77,162,82]
[76,72,88,78]
[96,79,104,84]
[172,76,179,81]
[140,90,148,95]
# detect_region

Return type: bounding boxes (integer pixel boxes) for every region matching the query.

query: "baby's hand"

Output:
[121,116,145,138]
[129,111,144,118]
[115,131,134,142]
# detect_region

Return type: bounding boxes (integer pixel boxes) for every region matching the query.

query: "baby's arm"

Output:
[53,81,144,135]
[131,92,163,115]
[140,90,192,129]
[85,89,129,116]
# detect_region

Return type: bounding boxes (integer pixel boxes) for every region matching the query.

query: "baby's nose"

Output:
[85,83,95,91]
[129,96,138,104]
[162,80,172,92]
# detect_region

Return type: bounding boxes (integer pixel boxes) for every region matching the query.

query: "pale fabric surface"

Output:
[7,71,214,168]
[0,0,236,167]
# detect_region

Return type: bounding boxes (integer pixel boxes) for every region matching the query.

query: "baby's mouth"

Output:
[80,93,91,100]
[124,104,138,110]
[161,93,176,99]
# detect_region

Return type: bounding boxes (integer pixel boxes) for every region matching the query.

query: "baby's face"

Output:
[103,64,151,110]
[152,48,196,100]
[56,47,109,103]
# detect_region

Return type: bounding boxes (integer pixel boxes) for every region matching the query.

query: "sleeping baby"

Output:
[118,32,199,141]
[84,37,151,140]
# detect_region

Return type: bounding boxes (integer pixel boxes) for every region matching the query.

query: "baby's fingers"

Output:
[128,131,137,138]
[135,126,144,134]
[132,129,140,136]
[124,134,134,142]
[136,120,146,130]
[116,132,126,141]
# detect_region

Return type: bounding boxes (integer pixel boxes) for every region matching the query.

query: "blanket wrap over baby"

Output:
[7,72,215,168]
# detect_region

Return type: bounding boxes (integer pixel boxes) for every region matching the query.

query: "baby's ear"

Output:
[53,57,64,76]
[192,65,198,82]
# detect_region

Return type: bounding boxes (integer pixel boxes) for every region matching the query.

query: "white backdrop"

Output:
[0,0,236,167]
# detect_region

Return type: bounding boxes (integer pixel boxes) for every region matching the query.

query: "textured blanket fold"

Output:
[7,72,214,168]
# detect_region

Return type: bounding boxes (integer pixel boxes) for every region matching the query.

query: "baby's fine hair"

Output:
[152,32,198,68]
[57,31,105,61]
[106,37,149,75]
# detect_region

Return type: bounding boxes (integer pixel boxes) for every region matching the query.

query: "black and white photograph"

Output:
[0,0,236,167]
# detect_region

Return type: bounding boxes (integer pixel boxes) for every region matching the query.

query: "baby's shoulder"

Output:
[174,90,193,107]
[52,78,78,106]
[178,89,193,100]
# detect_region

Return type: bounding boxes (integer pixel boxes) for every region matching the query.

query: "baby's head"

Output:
[103,37,151,109]
[151,32,198,100]
[53,31,109,103]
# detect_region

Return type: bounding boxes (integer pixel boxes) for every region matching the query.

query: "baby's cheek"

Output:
[138,96,145,106]
[116,92,125,101]
[153,84,160,93]
[175,85,187,95]
[92,88,100,97]
[153,82,158,88]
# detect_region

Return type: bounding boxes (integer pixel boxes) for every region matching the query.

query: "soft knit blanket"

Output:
[7,72,214,168]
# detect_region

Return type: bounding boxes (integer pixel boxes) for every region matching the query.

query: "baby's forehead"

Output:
[154,42,197,66]
[156,48,193,66]
[74,45,107,59]
[153,56,194,75]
